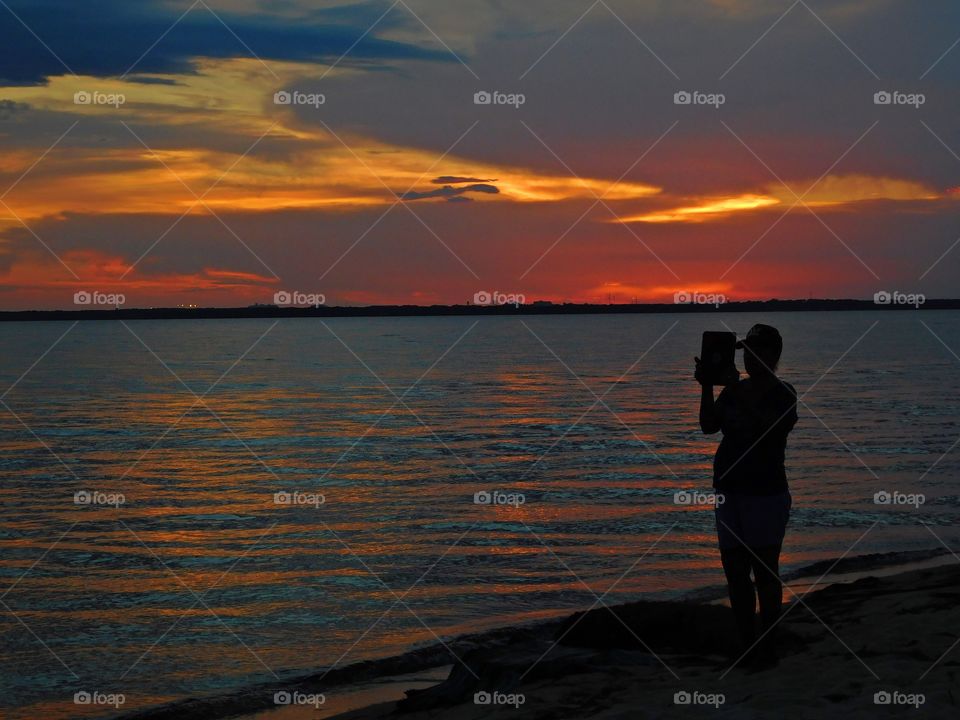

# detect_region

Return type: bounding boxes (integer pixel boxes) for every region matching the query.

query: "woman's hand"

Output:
[694,356,712,387]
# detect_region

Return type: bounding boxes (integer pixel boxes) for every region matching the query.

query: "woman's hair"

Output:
[740,324,783,374]
[763,346,782,371]
[746,345,781,373]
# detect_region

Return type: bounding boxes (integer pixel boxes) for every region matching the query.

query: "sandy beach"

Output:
[118,549,960,720]
[327,560,959,719]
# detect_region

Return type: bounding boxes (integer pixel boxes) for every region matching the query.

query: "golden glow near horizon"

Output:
[582,280,735,300]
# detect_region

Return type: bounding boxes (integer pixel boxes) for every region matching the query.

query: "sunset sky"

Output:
[0,0,958,309]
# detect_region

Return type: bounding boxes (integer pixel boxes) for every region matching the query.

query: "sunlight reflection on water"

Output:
[1,311,958,717]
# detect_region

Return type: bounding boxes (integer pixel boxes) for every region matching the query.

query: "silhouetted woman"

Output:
[696,323,797,669]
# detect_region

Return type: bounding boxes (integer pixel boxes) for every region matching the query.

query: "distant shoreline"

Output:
[2,298,959,322]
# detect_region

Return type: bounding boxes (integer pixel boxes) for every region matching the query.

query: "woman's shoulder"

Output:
[716,378,748,407]
[718,378,748,396]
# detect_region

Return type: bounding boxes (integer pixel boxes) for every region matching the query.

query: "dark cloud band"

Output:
[0,0,452,85]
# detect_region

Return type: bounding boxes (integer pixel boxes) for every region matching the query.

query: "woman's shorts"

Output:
[715,490,791,550]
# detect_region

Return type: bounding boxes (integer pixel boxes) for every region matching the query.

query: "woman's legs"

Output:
[717,492,789,666]
[720,545,756,650]
[720,542,784,664]
[750,543,783,662]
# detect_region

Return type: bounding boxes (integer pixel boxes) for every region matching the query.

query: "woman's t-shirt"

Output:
[712,377,798,495]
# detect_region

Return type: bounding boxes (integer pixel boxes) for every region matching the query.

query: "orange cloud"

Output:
[0,248,277,304]
[768,174,942,207]
[617,194,779,223]
[0,60,660,223]
[612,174,946,224]
[0,131,660,221]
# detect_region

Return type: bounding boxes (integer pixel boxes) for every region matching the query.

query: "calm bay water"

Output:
[1,311,959,718]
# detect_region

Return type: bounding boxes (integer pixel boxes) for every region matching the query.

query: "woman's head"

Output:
[737,324,783,377]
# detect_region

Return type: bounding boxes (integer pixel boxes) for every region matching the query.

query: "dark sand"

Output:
[121,549,960,720]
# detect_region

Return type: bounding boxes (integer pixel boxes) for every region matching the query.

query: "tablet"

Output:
[700,331,738,385]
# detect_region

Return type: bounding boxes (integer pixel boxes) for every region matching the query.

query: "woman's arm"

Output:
[699,384,722,434]
[695,357,722,434]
